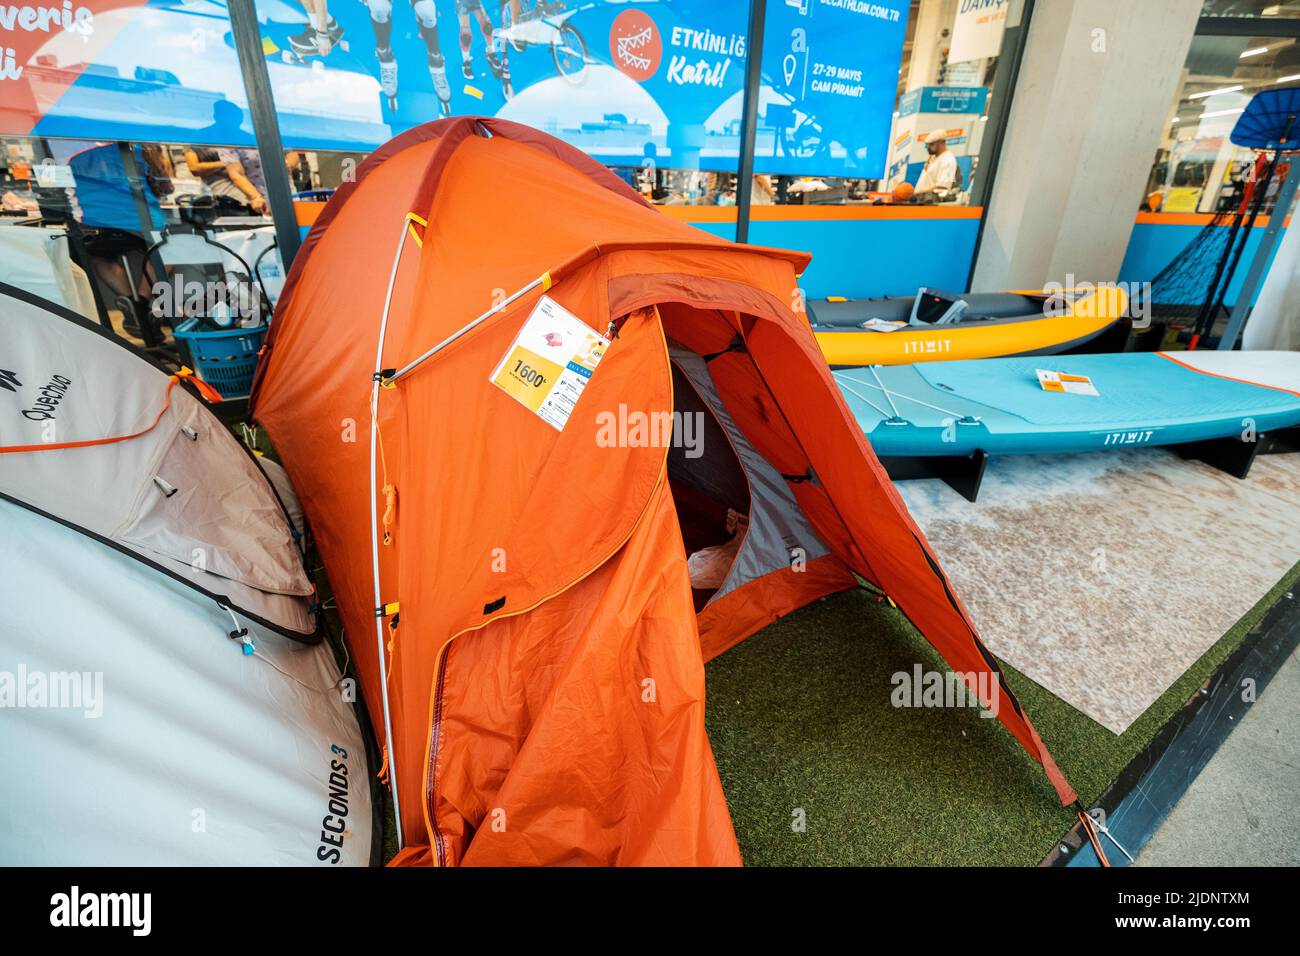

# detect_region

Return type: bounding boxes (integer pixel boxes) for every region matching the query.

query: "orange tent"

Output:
[251,117,1074,866]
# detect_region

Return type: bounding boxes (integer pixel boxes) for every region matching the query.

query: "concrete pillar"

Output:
[971,0,1203,291]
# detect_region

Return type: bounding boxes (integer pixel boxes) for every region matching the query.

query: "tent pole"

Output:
[367,215,414,850]
[387,274,547,384]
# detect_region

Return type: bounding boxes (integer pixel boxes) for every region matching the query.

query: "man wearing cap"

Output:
[916,130,959,197]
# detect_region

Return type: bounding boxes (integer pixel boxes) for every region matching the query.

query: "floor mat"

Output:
[896,448,1300,733]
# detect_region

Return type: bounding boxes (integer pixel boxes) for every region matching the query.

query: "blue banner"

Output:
[254,0,751,170]
[898,85,988,117]
[5,0,910,182]
[756,0,909,178]
[7,0,255,146]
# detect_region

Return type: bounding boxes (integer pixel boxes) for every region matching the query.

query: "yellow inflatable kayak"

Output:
[810,285,1129,366]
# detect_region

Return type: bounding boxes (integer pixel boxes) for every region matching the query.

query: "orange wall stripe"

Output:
[297,199,982,229]
[656,204,984,224]
[656,205,738,223]
[1135,211,1292,228]
[300,195,1295,232]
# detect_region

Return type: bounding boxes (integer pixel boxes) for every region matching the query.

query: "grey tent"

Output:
[0,283,376,865]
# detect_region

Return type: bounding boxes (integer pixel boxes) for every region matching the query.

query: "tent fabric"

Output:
[251,117,1075,866]
[0,286,375,864]
[0,497,375,866]
[670,346,833,604]
[0,282,314,637]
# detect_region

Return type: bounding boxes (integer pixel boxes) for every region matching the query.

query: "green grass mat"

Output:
[704,562,1300,866]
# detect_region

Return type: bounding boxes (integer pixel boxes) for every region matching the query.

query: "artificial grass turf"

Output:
[704,560,1300,867]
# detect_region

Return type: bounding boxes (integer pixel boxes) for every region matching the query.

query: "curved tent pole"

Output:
[368,213,423,850]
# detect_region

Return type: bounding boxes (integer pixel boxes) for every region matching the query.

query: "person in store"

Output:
[286,150,314,193]
[915,130,959,198]
[184,144,268,215]
[58,141,173,339]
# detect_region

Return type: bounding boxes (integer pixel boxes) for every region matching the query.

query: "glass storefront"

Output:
[1,0,927,260]
[753,0,1011,208]
[257,0,756,207]
[1,132,286,348]
[1145,30,1300,215]
[1201,0,1300,18]
[1,1,278,342]
[0,0,964,335]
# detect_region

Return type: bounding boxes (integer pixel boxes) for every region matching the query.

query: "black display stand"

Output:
[880,450,989,503]
[883,428,1299,502]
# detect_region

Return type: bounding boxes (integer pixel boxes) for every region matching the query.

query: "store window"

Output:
[1201,0,1300,18]
[1,134,287,347]
[0,2,292,349]
[280,148,370,192]
[1143,32,1300,215]
[752,0,1013,208]
[254,0,752,209]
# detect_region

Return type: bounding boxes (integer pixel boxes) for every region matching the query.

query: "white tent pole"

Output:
[367,214,414,850]
[386,273,547,385]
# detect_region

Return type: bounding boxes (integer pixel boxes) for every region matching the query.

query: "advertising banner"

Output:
[948,0,1008,65]
[1,0,256,145]
[756,0,908,179]
[253,0,751,170]
[4,0,912,182]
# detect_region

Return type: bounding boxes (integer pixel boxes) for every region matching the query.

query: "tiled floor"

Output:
[1137,645,1300,866]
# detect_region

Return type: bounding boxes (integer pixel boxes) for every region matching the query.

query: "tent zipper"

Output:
[421,312,671,866]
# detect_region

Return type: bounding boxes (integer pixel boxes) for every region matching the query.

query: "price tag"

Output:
[1037,369,1099,396]
[489,295,610,431]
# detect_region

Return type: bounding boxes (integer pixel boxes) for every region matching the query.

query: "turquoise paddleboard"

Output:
[835,351,1300,458]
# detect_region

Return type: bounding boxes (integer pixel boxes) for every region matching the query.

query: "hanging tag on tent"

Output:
[1036,368,1100,396]
[489,295,610,431]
